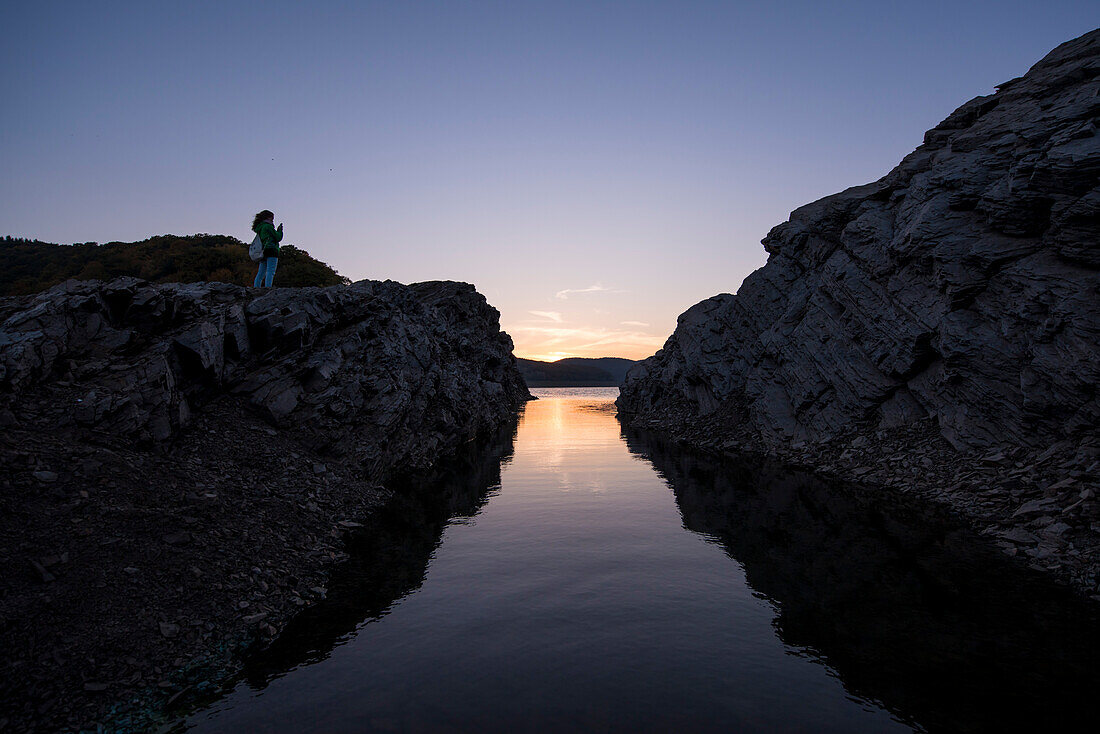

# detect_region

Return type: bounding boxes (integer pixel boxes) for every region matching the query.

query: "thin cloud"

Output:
[528,310,564,323]
[620,320,650,328]
[555,283,625,300]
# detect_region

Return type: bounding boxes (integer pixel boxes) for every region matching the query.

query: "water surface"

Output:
[182,388,1097,733]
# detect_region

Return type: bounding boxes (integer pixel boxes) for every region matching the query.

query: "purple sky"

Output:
[2,2,1095,359]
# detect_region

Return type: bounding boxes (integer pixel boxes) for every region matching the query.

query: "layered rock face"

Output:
[0,277,529,475]
[618,31,1100,594]
[620,30,1099,453]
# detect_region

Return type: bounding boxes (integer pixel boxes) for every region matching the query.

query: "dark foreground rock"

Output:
[0,277,530,732]
[619,30,1100,595]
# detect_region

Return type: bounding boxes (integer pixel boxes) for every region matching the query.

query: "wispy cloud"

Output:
[528,310,564,323]
[620,320,650,328]
[554,283,625,300]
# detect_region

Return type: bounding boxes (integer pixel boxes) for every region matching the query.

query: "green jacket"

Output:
[252,221,283,256]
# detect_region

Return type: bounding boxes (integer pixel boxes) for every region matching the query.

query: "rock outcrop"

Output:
[0,277,528,473]
[619,31,1100,592]
[0,277,529,731]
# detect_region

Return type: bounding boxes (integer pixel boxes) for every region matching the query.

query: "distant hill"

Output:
[0,234,348,296]
[518,357,637,387]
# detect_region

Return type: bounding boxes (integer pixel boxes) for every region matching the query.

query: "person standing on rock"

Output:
[252,209,283,288]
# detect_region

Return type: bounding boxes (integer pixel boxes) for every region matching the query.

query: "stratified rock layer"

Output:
[619,31,1099,591]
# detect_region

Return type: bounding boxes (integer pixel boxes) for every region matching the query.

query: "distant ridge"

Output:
[518,357,636,387]
[0,234,348,296]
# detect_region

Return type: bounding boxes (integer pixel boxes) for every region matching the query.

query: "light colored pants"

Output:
[254,256,278,288]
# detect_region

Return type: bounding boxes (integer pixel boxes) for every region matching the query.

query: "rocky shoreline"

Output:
[621,422,1100,732]
[619,30,1100,599]
[621,404,1099,599]
[0,277,530,732]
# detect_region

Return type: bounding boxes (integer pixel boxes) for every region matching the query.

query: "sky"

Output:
[2,2,1095,360]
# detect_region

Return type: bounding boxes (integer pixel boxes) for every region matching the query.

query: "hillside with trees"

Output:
[518,357,637,387]
[0,234,348,296]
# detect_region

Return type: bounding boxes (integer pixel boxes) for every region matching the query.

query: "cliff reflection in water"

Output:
[240,419,519,687]
[622,426,1099,733]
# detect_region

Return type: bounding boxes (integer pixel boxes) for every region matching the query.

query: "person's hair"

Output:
[252,210,274,229]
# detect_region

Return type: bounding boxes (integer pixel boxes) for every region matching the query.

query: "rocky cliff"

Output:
[619,31,1099,592]
[0,277,528,472]
[0,277,529,731]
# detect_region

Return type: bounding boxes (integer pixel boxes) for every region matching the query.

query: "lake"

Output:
[180,387,1097,733]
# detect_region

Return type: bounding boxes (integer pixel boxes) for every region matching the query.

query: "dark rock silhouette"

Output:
[619,30,1100,593]
[0,277,529,731]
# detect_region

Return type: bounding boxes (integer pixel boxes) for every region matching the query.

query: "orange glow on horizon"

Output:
[505,325,666,363]
[513,347,658,363]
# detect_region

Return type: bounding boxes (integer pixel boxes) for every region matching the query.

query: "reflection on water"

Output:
[182,389,1098,733]
[240,422,519,686]
[623,427,1100,733]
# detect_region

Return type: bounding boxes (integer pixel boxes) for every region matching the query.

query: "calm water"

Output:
[181,388,1097,733]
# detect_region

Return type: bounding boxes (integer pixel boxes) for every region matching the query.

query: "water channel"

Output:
[181,388,1098,733]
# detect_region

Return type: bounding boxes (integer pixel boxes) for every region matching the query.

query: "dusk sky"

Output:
[2,2,1095,360]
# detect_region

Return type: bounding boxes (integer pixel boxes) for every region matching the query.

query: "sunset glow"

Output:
[1,2,1091,363]
[507,324,667,362]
